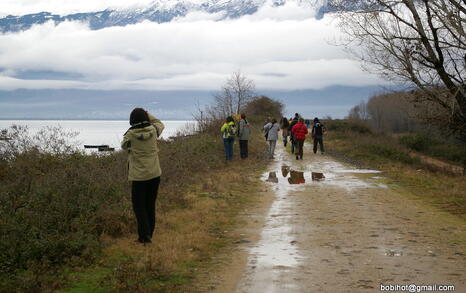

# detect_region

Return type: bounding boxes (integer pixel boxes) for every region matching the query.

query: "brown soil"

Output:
[201,143,466,293]
[409,151,465,175]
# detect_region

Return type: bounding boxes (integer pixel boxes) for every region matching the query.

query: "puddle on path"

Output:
[264,155,386,191]
[237,150,306,293]
[333,169,382,174]
[237,147,386,292]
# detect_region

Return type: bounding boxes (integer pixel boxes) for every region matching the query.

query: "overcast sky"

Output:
[0,0,383,92]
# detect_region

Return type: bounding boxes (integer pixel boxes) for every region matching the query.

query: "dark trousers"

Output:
[290,136,295,154]
[223,138,234,160]
[313,137,325,153]
[296,139,304,159]
[283,136,288,147]
[131,177,160,242]
[239,140,248,158]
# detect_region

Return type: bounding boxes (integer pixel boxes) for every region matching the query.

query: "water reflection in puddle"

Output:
[281,165,290,177]
[263,159,386,190]
[240,152,306,292]
[239,148,386,292]
[288,170,305,184]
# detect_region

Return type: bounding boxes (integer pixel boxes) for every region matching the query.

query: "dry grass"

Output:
[325,122,466,220]
[0,115,271,293]
[55,127,269,293]
[60,160,265,293]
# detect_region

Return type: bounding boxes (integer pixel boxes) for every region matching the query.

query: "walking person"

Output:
[280,117,290,147]
[288,113,300,154]
[263,118,280,159]
[291,118,308,160]
[304,119,311,129]
[121,108,165,244]
[221,116,236,160]
[312,117,327,154]
[238,113,251,159]
[263,117,271,140]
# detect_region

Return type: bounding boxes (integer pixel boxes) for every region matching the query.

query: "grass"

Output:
[325,120,466,220]
[399,133,466,165]
[60,268,112,293]
[0,116,271,292]
[57,154,266,293]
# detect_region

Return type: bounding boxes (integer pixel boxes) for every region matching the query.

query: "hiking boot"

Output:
[296,156,299,160]
[135,237,152,244]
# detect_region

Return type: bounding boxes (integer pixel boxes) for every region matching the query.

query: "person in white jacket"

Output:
[263,118,280,159]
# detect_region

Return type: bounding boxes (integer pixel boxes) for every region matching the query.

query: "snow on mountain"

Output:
[0,0,335,33]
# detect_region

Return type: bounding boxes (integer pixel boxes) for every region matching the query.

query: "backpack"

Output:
[314,123,324,136]
[264,123,275,140]
[227,124,236,138]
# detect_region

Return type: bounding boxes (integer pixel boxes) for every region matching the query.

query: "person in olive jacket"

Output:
[238,113,251,159]
[121,108,165,244]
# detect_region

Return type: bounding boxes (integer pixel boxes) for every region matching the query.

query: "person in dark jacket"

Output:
[312,117,327,154]
[121,108,165,244]
[280,117,290,147]
[291,118,308,160]
[238,113,250,159]
[288,113,300,154]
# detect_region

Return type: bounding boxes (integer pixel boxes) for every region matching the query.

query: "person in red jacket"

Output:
[291,118,308,160]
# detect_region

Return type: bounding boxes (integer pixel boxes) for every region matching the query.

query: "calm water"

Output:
[0,120,195,150]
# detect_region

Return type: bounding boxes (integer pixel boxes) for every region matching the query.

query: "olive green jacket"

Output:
[121,113,165,181]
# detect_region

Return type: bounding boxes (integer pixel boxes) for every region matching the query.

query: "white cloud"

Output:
[0,2,384,91]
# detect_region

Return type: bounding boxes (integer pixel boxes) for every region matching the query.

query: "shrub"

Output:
[399,134,433,152]
[400,134,466,165]
[367,144,419,165]
[0,127,132,291]
[326,120,372,134]
[0,119,269,292]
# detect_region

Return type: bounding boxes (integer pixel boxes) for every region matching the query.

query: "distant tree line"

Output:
[347,90,461,139]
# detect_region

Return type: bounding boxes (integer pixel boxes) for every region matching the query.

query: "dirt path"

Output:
[207,142,466,293]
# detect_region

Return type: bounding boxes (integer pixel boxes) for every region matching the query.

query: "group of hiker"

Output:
[220,112,327,161]
[220,114,251,160]
[266,113,327,160]
[121,108,326,244]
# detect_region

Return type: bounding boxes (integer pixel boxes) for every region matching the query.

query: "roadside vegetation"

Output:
[0,95,283,292]
[332,0,464,220]
[324,91,465,220]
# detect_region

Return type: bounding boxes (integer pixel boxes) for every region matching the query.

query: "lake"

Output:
[0,120,195,151]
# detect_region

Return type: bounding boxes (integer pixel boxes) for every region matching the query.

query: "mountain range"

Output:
[0,0,353,33]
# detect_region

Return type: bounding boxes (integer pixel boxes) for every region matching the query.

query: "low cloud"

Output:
[0,1,384,91]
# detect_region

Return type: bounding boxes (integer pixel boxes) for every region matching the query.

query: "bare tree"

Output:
[347,100,370,120]
[358,100,370,120]
[334,0,465,140]
[212,71,256,118]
